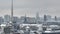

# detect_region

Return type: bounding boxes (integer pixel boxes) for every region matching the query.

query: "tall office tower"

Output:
[23,14,28,24]
[0,17,4,24]
[36,12,40,20]
[4,15,10,23]
[44,15,47,22]
[36,12,40,24]
[46,15,51,20]
[46,15,51,22]
[55,16,57,21]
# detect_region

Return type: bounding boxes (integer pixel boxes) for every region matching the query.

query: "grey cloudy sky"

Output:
[0,0,60,17]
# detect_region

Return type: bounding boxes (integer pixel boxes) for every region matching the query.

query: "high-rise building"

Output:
[55,16,57,21]
[0,17,4,24]
[36,12,40,20]
[20,16,36,24]
[46,15,51,21]
[44,15,47,22]
[13,16,19,23]
[23,14,28,24]
[4,15,10,23]
[36,12,40,24]
[44,15,51,22]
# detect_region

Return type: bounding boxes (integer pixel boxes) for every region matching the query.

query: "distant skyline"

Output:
[0,0,60,17]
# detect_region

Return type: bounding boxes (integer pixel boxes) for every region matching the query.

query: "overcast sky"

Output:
[0,0,60,17]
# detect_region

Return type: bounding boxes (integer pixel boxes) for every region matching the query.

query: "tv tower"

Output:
[11,0,13,23]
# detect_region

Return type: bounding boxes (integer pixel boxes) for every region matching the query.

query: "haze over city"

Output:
[0,0,60,17]
[0,0,60,34]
